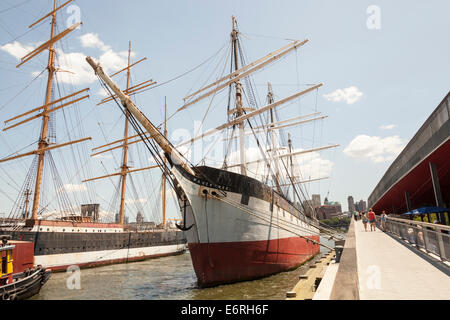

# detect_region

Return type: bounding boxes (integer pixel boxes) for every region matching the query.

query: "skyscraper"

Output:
[359,200,367,212]
[312,194,321,208]
[348,196,355,213]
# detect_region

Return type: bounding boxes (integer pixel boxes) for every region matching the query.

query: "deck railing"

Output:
[378,216,450,262]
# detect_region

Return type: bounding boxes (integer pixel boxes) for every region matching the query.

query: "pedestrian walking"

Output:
[354,211,358,221]
[362,212,368,231]
[380,210,387,231]
[368,208,376,231]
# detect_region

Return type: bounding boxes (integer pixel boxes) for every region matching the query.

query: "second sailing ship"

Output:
[0,0,186,271]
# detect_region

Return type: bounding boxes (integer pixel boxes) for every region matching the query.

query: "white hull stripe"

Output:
[34,244,186,268]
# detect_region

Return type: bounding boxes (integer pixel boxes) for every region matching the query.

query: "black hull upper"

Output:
[1,229,186,256]
[180,165,317,224]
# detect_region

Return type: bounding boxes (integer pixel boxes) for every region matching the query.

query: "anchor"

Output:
[176,198,194,231]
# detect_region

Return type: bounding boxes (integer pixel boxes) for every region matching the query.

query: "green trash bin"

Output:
[334,245,343,263]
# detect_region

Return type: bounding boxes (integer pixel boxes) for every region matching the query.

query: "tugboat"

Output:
[0,235,51,300]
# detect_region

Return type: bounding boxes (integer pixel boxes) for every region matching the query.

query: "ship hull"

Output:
[1,223,187,271]
[172,165,321,287]
[189,236,320,287]
[35,244,185,271]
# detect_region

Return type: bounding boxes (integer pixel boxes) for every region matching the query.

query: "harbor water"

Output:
[31,236,334,300]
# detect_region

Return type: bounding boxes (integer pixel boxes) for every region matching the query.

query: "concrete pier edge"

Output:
[329,218,359,300]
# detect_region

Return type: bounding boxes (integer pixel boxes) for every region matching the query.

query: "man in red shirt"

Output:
[368,208,376,231]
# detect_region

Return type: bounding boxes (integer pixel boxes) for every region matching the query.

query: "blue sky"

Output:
[0,0,449,220]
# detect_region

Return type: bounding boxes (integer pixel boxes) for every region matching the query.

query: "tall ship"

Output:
[86,17,338,286]
[0,0,186,271]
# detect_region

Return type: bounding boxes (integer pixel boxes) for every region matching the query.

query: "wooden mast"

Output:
[118,41,132,225]
[24,189,31,219]
[0,0,91,221]
[31,0,57,220]
[162,97,167,228]
[86,56,196,176]
[288,133,296,205]
[231,16,246,176]
[267,82,282,193]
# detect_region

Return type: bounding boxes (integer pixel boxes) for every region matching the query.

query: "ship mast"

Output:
[118,41,133,225]
[82,44,165,225]
[0,0,91,221]
[30,0,58,220]
[85,26,326,182]
[288,133,296,205]
[162,97,168,228]
[231,16,247,176]
[266,82,282,193]
[23,189,31,219]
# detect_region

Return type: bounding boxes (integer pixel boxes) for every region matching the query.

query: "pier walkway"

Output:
[310,218,450,300]
[354,219,450,299]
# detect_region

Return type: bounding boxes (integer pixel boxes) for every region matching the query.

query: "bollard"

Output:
[286,291,297,298]
[334,245,344,263]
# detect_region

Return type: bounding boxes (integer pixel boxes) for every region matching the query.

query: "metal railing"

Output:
[378,216,450,262]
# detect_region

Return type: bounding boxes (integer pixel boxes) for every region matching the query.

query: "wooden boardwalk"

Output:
[354,219,450,300]
[314,219,450,300]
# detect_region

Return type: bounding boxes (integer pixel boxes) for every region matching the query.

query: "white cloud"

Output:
[80,33,132,74]
[0,41,35,60]
[380,124,396,130]
[97,87,109,98]
[344,135,406,163]
[323,86,363,104]
[79,33,110,52]
[1,34,130,85]
[53,49,97,85]
[98,49,129,73]
[53,47,128,85]
[62,183,87,192]
[226,146,334,181]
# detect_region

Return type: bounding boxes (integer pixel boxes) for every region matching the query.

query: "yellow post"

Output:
[6,248,13,275]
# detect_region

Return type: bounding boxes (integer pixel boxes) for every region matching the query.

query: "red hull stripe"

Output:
[188,236,320,287]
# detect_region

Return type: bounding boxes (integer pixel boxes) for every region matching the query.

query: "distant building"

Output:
[136,211,144,224]
[354,200,367,212]
[348,196,355,213]
[81,204,99,222]
[360,200,367,212]
[115,213,129,224]
[317,201,342,220]
[312,194,321,208]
